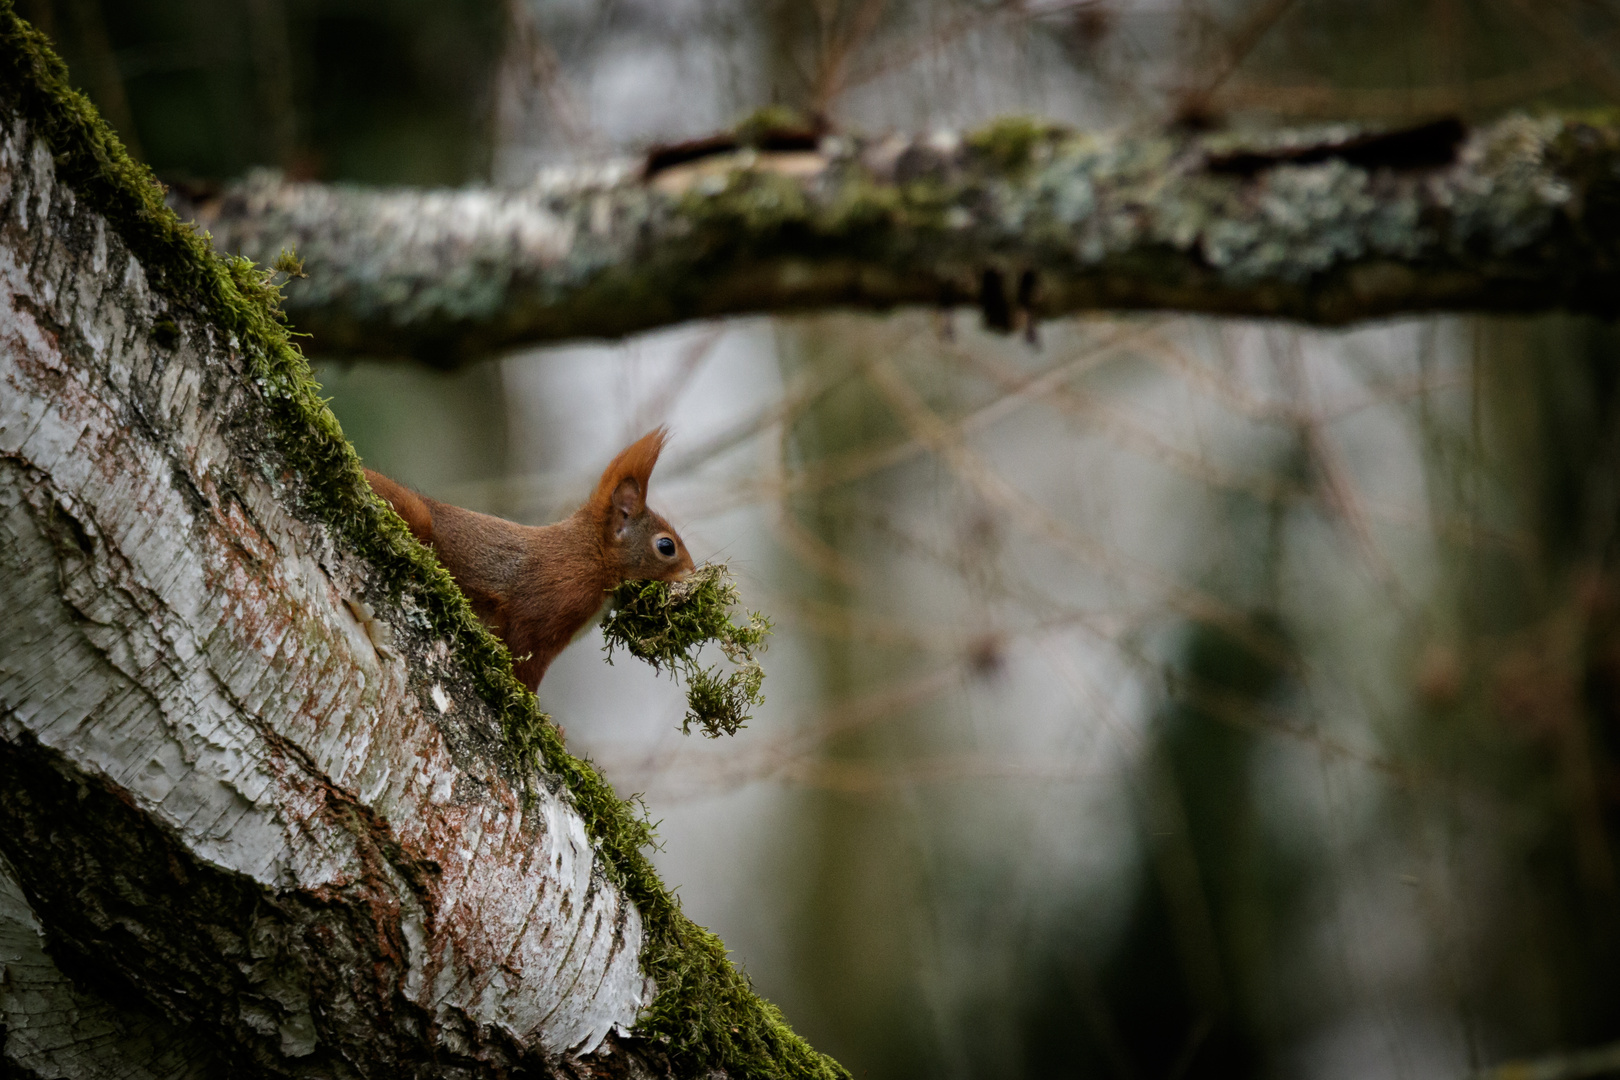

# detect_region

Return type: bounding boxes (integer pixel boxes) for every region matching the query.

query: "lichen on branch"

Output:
[176,111,1620,364]
[603,564,771,738]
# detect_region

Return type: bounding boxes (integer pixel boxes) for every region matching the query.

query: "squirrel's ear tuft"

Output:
[589,427,668,517]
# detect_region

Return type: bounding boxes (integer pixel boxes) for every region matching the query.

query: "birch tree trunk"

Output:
[0,105,669,1080]
[181,115,1620,365]
[0,12,839,1078]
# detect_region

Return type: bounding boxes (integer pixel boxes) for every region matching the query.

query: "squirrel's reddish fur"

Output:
[364,427,695,689]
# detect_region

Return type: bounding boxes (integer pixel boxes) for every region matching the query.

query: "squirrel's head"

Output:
[589,426,695,583]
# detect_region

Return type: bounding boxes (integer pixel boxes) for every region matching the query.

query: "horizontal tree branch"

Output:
[179,114,1620,365]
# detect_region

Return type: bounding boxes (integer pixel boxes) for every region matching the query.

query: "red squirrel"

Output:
[364,427,695,689]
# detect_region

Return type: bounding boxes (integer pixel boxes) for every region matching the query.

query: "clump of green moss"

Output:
[603,564,770,738]
[965,115,1065,171]
[0,6,846,1078]
[733,104,820,146]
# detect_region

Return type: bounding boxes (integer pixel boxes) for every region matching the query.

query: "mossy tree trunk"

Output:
[179,114,1620,366]
[0,99,682,1079]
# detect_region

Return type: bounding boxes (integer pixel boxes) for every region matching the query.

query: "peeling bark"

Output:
[0,104,672,1078]
[180,114,1620,365]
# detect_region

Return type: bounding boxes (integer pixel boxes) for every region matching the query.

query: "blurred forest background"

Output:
[23,0,1620,1077]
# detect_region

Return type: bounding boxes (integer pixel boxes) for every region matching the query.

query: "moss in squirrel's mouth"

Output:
[604,563,772,739]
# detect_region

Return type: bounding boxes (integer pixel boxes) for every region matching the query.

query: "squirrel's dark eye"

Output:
[656,536,676,558]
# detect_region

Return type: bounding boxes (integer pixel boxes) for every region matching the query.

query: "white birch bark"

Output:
[0,106,662,1079]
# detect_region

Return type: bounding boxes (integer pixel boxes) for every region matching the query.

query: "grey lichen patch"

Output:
[0,5,847,1077]
[975,119,1476,281]
[1194,157,1426,281]
[603,564,771,739]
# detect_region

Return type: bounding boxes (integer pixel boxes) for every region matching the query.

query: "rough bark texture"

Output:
[0,851,219,1079]
[180,114,1620,365]
[0,9,846,1079]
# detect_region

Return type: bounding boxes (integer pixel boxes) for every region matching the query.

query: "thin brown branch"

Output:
[1178,0,1299,118]
[863,355,1296,670]
[1491,0,1620,103]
